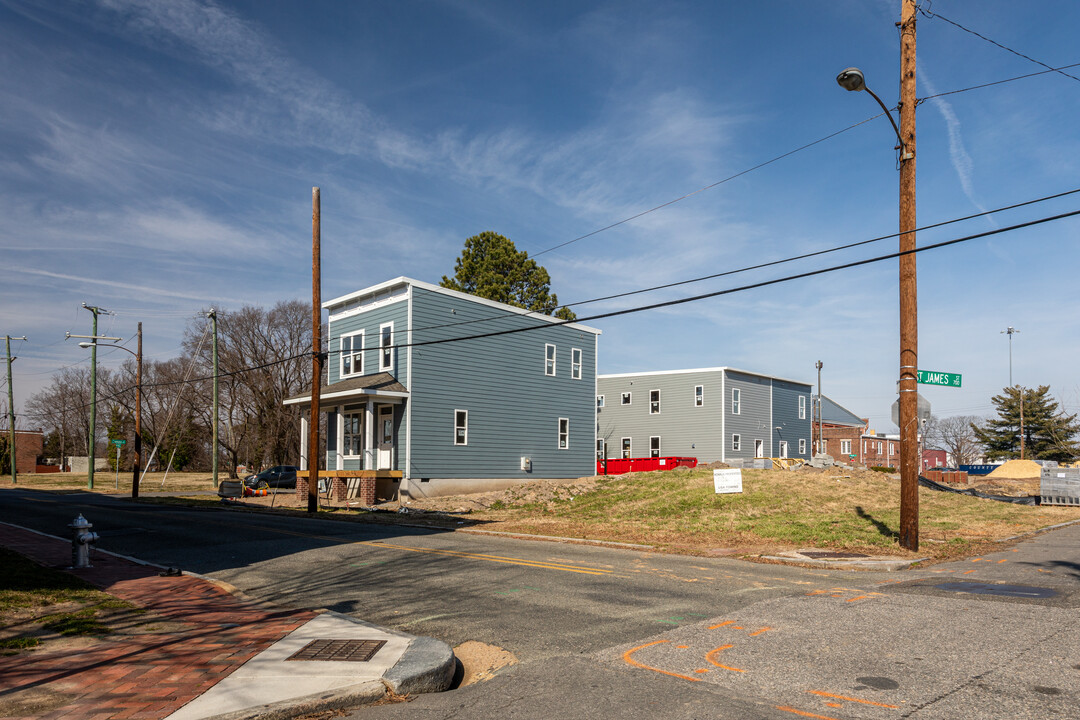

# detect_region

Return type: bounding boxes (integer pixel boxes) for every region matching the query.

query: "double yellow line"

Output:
[365,540,615,576]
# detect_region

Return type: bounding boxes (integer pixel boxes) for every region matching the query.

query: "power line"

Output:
[919,61,1080,103]
[920,8,1080,85]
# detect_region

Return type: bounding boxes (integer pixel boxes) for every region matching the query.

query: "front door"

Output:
[377,405,394,470]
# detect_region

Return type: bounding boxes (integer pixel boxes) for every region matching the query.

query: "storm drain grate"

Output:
[799,551,869,559]
[287,639,387,662]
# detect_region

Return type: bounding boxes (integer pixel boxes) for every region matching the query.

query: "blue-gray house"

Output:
[286,277,601,498]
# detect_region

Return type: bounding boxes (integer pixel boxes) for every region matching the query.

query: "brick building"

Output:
[812,395,868,464]
[1,428,44,473]
[861,433,899,468]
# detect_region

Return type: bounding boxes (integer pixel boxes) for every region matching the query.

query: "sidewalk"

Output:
[0,522,455,720]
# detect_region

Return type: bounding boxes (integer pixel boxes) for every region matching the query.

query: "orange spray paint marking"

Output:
[997,559,1008,564]
[676,645,689,649]
[709,620,736,629]
[705,644,744,672]
[749,627,772,637]
[623,641,701,683]
[808,690,899,709]
[963,569,977,575]
[826,703,843,708]
[776,706,842,720]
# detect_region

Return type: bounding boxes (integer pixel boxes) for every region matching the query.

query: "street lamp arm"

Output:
[861,86,905,152]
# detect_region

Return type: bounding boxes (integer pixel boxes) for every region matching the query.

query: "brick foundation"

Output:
[296,475,376,505]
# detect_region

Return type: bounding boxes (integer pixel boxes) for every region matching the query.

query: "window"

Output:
[799,438,806,455]
[779,441,788,458]
[649,389,661,415]
[545,344,556,375]
[572,348,582,380]
[732,388,741,414]
[799,395,806,420]
[343,412,363,457]
[379,323,394,371]
[596,438,605,459]
[340,331,364,378]
[732,434,741,451]
[621,437,632,459]
[877,441,883,453]
[754,439,764,458]
[823,440,828,453]
[621,392,632,405]
[694,385,704,407]
[840,440,852,455]
[650,436,661,458]
[558,418,569,449]
[889,442,896,455]
[597,395,605,410]
[454,410,468,445]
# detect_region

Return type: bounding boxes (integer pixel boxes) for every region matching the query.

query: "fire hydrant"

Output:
[69,514,99,569]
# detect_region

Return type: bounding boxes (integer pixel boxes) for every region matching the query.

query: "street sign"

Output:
[892,393,931,426]
[917,370,961,387]
[111,439,126,446]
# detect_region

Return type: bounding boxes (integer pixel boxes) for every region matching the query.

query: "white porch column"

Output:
[335,407,345,470]
[365,399,375,471]
[299,413,309,471]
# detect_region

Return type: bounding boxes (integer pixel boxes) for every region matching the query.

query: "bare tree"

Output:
[25,366,102,459]
[924,414,984,466]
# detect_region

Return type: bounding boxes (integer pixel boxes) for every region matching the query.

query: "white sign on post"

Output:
[713,469,743,494]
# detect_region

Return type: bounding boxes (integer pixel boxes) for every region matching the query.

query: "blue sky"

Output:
[3,0,1079,432]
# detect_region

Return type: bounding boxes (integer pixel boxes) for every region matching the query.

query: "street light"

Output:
[835,0,919,552]
[77,323,142,498]
[1001,326,1019,387]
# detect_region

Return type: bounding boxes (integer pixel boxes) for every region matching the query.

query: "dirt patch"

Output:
[0,686,78,716]
[987,459,1043,480]
[453,641,518,686]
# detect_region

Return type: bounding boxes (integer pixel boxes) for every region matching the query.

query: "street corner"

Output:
[759,549,926,571]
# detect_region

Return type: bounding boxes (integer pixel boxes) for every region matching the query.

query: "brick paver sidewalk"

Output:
[0,523,315,720]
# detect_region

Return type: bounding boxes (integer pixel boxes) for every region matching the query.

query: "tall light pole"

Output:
[5,335,27,483]
[79,332,141,497]
[815,360,823,456]
[1001,326,1019,387]
[72,304,112,489]
[837,0,919,551]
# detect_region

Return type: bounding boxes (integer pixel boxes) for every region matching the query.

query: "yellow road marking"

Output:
[623,640,701,682]
[366,541,615,575]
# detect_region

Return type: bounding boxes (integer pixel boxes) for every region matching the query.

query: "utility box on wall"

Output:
[520,457,532,472]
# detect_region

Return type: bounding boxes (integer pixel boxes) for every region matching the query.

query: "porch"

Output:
[295,469,403,505]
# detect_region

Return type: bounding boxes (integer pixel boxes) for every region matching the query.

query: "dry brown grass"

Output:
[7,472,219,494]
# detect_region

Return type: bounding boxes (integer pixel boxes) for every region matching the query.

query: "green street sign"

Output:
[111,439,127,446]
[918,370,961,387]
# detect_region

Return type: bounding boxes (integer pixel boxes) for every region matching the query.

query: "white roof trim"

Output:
[324,276,601,335]
[284,388,410,406]
[598,366,810,386]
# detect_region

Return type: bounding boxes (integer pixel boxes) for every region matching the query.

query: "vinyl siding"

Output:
[771,380,813,459]
[407,287,596,479]
[725,371,773,460]
[328,300,409,384]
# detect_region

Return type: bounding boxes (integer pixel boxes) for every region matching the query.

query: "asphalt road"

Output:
[2,488,1078,719]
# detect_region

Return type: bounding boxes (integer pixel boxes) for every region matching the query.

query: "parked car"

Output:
[244,465,299,489]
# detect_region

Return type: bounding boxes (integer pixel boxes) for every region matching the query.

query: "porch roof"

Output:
[283,372,409,407]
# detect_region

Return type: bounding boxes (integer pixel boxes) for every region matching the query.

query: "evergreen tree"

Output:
[441,231,577,320]
[971,385,1080,462]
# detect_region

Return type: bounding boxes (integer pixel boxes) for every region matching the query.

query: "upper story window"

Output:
[694,385,704,407]
[571,348,582,380]
[379,323,394,372]
[340,331,364,378]
[454,410,468,446]
[597,395,605,410]
[649,390,661,414]
[731,388,741,415]
[799,395,806,420]
[621,392,632,405]
[545,344,556,376]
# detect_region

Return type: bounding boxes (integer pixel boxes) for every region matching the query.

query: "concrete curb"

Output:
[385,635,458,695]
[197,680,387,720]
[758,554,928,571]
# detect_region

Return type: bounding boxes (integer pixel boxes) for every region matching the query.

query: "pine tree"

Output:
[971,385,1080,462]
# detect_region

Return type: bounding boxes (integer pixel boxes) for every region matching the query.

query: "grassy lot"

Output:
[5,471,222,494]
[0,547,141,656]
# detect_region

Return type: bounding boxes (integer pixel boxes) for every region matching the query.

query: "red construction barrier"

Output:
[597,457,697,475]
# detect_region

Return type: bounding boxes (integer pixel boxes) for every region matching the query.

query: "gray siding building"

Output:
[596,368,813,464]
[286,277,601,498]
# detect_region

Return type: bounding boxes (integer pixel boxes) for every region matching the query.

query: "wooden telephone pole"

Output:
[308,188,322,513]
[897,0,920,551]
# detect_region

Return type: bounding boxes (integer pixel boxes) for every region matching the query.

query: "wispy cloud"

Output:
[919,69,989,218]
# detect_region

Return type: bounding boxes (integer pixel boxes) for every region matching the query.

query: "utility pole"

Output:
[209,309,219,488]
[308,187,322,513]
[82,304,109,490]
[1019,387,1025,460]
[5,336,27,483]
[1002,326,1019,387]
[131,323,143,499]
[896,0,920,552]
[815,360,823,456]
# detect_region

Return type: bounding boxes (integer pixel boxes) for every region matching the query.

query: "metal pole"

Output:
[815,360,823,456]
[210,309,219,488]
[132,323,142,499]
[897,0,920,551]
[6,336,25,483]
[84,306,103,490]
[1019,387,1025,460]
[308,187,322,513]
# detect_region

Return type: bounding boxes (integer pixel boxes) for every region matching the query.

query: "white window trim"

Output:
[621,437,632,458]
[754,439,764,458]
[732,388,741,415]
[621,391,632,405]
[340,330,365,378]
[379,322,394,372]
[799,395,806,420]
[545,343,556,376]
[694,385,704,407]
[597,395,605,409]
[558,418,570,450]
[649,436,661,458]
[799,438,806,455]
[779,440,788,458]
[343,411,364,458]
[841,440,852,455]
[732,434,741,451]
[454,409,468,446]
[571,348,582,380]
[649,389,661,415]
